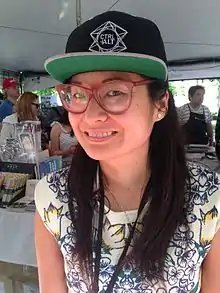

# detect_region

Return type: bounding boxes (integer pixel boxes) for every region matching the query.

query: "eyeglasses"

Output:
[32,103,39,109]
[56,79,153,115]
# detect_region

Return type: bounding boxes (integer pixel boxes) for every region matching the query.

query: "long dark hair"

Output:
[58,108,74,137]
[67,80,189,279]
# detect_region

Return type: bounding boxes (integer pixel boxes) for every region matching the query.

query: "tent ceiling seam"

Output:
[0,25,68,37]
[107,0,121,11]
[165,41,220,47]
[76,0,82,26]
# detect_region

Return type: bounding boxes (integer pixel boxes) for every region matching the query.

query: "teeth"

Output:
[87,131,114,138]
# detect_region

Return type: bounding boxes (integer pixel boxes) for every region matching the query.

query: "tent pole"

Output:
[76,0,82,27]
[19,72,24,94]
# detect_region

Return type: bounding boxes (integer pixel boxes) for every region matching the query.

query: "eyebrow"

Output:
[70,80,82,84]
[71,75,131,85]
[102,77,129,83]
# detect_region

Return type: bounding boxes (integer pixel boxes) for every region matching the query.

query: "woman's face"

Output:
[68,71,168,161]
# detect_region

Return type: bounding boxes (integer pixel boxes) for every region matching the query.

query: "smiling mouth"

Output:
[84,131,117,139]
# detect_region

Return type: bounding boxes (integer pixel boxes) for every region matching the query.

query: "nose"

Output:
[83,97,108,124]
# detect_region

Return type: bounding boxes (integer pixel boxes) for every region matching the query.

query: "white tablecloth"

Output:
[0,209,36,267]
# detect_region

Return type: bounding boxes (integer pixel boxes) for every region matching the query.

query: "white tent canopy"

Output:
[1,0,220,89]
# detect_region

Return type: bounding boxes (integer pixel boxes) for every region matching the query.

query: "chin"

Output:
[85,150,116,161]
[82,145,119,161]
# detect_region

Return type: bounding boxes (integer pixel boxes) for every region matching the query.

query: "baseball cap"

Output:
[2,78,18,90]
[45,11,168,82]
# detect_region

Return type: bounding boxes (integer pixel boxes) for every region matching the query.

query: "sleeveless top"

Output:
[35,162,220,292]
[51,121,78,151]
[51,121,78,165]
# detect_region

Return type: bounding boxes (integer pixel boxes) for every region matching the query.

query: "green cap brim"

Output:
[45,53,167,83]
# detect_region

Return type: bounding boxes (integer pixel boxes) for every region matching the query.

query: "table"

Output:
[186,153,220,173]
[0,209,36,267]
[201,157,220,172]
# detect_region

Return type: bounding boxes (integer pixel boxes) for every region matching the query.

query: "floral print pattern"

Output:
[35,162,220,292]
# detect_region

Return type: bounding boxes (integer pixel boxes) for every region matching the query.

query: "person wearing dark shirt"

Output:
[177,85,213,145]
[0,78,20,122]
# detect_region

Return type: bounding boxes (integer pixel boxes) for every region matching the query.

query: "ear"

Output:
[153,90,169,122]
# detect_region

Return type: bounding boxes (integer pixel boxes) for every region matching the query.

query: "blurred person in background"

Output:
[214,108,220,161]
[177,85,213,145]
[0,92,4,105]
[40,105,64,140]
[0,92,39,141]
[0,78,20,122]
[50,109,77,166]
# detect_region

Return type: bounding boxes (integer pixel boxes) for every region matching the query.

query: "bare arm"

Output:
[201,229,220,292]
[50,124,62,154]
[50,124,70,157]
[35,211,68,293]
[206,122,213,144]
[176,107,186,126]
[0,123,13,142]
[50,123,75,157]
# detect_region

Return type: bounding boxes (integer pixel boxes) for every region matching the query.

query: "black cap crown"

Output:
[45,11,168,82]
[66,11,167,64]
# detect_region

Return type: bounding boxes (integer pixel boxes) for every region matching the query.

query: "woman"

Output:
[50,109,78,166]
[0,92,39,141]
[35,11,220,292]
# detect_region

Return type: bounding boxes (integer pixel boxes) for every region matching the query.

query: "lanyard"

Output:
[93,178,151,292]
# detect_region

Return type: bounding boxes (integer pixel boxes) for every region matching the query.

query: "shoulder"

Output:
[186,162,220,231]
[187,161,220,202]
[202,105,211,112]
[0,100,12,120]
[177,104,189,113]
[0,100,7,109]
[2,113,17,123]
[0,100,12,110]
[35,167,70,207]
[163,163,220,288]
[35,168,72,236]
[203,105,212,116]
[50,122,62,136]
[51,121,63,131]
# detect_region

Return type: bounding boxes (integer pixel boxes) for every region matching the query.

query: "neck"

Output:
[7,96,16,104]
[189,102,200,109]
[100,143,150,210]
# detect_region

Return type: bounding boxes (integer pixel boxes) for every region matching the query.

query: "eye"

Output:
[72,92,88,105]
[61,90,71,102]
[62,92,75,108]
[73,92,87,100]
[106,90,126,97]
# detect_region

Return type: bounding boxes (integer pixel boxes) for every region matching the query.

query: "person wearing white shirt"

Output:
[0,92,39,143]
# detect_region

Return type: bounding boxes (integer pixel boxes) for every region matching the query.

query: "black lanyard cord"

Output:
[94,177,152,292]
[93,190,105,292]
[105,211,140,292]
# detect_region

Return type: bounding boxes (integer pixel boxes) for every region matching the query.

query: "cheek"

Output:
[68,114,82,137]
[122,100,155,141]
[134,97,156,124]
[7,89,12,96]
